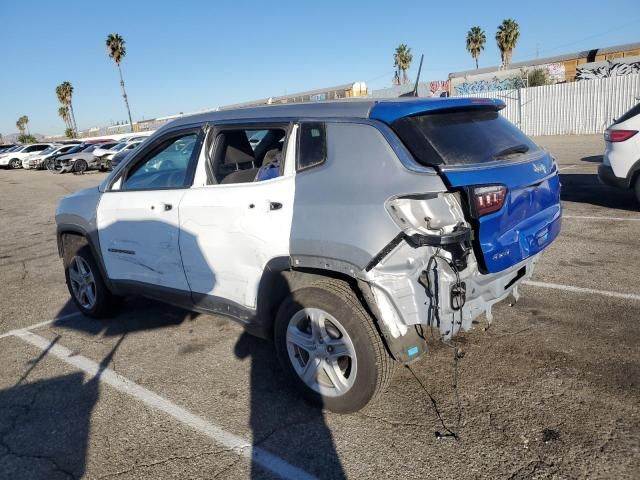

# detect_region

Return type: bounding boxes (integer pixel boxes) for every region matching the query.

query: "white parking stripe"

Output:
[14,330,317,480]
[558,165,580,171]
[563,215,640,222]
[523,280,640,302]
[0,312,82,340]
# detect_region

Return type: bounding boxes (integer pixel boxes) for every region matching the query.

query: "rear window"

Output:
[614,103,640,125]
[392,109,539,166]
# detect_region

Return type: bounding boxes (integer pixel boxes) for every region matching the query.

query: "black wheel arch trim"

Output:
[56,224,114,292]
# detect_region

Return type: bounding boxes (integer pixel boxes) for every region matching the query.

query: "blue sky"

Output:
[1,0,638,135]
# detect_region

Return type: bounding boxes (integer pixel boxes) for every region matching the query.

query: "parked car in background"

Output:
[598,103,640,203]
[0,143,54,169]
[50,141,118,173]
[25,144,77,170]
[23,143,62,169]
[109,140,143,169]
[0,144,18,153]
[55,98,562,412]
[93,142,129,167]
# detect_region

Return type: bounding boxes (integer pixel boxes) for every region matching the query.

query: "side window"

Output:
[121,133,198,190]
[297,123,326,171]
[211,127,286,185]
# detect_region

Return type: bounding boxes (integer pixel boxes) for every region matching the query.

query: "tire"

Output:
[74,159,88,174]
[634,177,640,205]
[8,158,21,169]
[274,279,395,413]
[63,237,120,318]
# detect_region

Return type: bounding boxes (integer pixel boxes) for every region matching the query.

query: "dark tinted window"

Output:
[297,123,326,170]
[392,109,539,166]
[614,103,640,125]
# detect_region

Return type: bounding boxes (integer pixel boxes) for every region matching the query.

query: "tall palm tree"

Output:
[496,19,520,68]
[466,26,486,69]
[56,82,77,134]
[58,106,71,130]
[106,33,133,131]
[394,44,413,85]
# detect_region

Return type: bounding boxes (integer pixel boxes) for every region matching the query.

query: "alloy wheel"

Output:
[69,256,97,309]
[286,307,358,397]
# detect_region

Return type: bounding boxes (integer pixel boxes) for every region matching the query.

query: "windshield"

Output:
[110,143,127,152]
[391,109,540,166]
[40,146,58,155]
[83,145,99,152]
[614,103,640,125]
[65,145,84,154]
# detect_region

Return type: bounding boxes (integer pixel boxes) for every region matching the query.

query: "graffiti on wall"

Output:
[429,81,449,97]
[576,60,640,81]
[546,63,566,82]
[454,76,524,95]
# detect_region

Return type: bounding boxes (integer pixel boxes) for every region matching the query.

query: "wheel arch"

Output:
[255,257,366,340]
[57,225,114,291]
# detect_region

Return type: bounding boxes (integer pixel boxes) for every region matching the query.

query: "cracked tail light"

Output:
[604,130,638,142]
[473,185,507,217]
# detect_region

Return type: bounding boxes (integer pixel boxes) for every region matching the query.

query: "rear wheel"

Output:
[9,158,21,169]
[634,177,640,204]
[63,238,120,318]
[274,279,395,413]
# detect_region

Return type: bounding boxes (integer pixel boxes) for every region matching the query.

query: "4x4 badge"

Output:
[533,163,547,174]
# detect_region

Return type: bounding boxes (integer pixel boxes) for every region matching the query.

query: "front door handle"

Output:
[269,202,282,211]
[152,203,173,211]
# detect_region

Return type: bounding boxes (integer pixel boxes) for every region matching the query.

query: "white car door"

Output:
[179,125,296,309]
[97,129,202,292]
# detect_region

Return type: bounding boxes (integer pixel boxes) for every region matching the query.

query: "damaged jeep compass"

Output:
[56,98,561,413]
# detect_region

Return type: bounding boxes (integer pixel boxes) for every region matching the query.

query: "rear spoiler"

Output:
[369,98,505,124]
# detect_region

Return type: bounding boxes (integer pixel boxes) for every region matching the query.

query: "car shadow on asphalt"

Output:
[28,294,347,478]
[559,173,638,211]
[0,334,124,479]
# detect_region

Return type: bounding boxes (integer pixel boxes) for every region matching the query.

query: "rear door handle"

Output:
[269,202,282,211]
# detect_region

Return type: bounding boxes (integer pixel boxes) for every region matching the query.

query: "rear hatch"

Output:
[374,99,561,273]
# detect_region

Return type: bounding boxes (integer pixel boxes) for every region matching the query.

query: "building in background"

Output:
[219,82,368,110]
[449,42,640,96]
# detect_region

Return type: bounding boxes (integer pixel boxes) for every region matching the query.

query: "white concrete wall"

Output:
[455,74,640,136]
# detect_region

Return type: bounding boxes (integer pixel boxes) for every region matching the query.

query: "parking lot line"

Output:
[563,215,640,222]
[524,280,640,301]
[0,312,82,340]
[12,329,317,480]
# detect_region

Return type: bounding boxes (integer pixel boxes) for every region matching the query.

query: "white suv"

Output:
[55,99,562,412]
[0,143,54,169]
[598,103,640,202]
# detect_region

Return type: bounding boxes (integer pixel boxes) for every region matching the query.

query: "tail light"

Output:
[604,130,638,142]
[473,185,507,217]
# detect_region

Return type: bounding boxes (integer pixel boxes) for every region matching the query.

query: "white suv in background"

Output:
[598,103,640,203]
[0,143,54,169]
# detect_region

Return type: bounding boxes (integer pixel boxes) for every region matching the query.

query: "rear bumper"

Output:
[598,164,630,189]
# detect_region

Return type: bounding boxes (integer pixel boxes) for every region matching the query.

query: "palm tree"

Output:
[56,82,77,135]
[466,26,486,69]
[394,44,413,85]
[496,19,520,68]
[106,33,133,131]
[58,106,71,130]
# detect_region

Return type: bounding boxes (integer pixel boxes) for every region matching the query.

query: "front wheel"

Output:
[9,158,21,169]
[74,159,88,174]
[274,279,395,413]
[64,241,120,318]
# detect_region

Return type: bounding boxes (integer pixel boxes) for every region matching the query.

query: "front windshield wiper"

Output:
[494,144,529,160]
